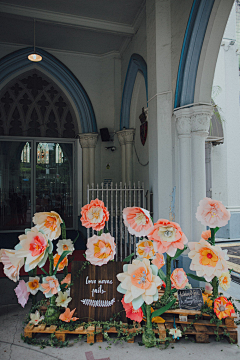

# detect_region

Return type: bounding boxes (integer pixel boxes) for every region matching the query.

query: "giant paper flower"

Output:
[0,249,24,282]
[148,219,188,257]
[117,258,162,309]
[85,233,116,266]
[214,296,235,320]
[136,239,155,259]
[56,291,72,308]
[59,308,79,322]
[40,276,60,298]
[219,272,231,291]
[53,254,68,271]
[121,296,143,322]
[57,239,74,255]
[81,199,109,231]
[14,280,29,308]
[152,253,165,269]
[201,230,211,241]
[169,328,182,339]
[171,268,188,289]
[33,211,63,240]
[123,207,153,237]
[188,239,228,282]
[196,198,230,228]
[26,276,40,295]
[29,311,44,325]
[15,227,53,272]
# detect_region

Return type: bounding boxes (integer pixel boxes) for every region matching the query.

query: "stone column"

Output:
[117,129,135,184]
[78,133,98,205]
[174,108,192,241]
[191,105,212,241]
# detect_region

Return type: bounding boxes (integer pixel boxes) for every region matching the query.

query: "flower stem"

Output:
[61,221,66,239]
[48,253,56,306]
[146,304,152,330]
[212,276,219,299]
[210,228,215,246]
[164,254,172,299]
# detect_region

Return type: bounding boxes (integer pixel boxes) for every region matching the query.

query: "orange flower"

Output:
[61,274,71,287]
[59,308,79,322]
[214,296,235,320]
[33,211,63,240]
[171,268,188,289]
[196,198,230,228]
[152,253,165,269]
[199,247,219,267]
[136,239,155,259]
[219,272,231,291]
[53,254,68,271]
[81,199,109,231]
[202,293,213,308]
[201,230,211,241]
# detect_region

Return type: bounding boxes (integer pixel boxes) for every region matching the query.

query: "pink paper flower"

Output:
[123,207,153,237]
[0,249,24,282]
[85,233,116,266]
[148,219,188,257]
[121,296,143,322]
[152,253,165,269]
[14,280,29,308]
[171,268,188,289]
[81,199,109,231]
[33,211,63,240]
[196,198,230,228]
[201,230,211,241]
[205,283,213,294]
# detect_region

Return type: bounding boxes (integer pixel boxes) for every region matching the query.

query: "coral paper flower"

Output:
[214,296,235,320]
[171,268,188,289]
[169,328,182,339]
[219,272,231,291]
[0,249,24,282]
[53,254,68,271]
[40,276,60,298]
[81,199,109,231]
[33,211,63,240]
[59,308,79,322]
[61,274,71,287]
[14,280,29,308]
[201,230,211,241]
[123,207,153,237]
[121,296,143,322]
[56,291,72,308]
[26,276,40,295]
[196,198,230,228]
[152,253,165,269]
[85,233,116,266]
[15,227,52,272]
[188,239,228,282]
[148,219,188,258]
[136,239,155,259]
[117,258,162,309]
[29,311,44,325]
[57,239,74,255]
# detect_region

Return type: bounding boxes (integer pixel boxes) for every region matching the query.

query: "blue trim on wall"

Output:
[174,0,215,108]
[120,54,148,130]
[0,47,97,133]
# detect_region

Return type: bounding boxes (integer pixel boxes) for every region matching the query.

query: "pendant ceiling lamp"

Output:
[28,19,42,62]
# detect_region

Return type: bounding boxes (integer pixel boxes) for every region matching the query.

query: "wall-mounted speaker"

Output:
[100,128,110,141]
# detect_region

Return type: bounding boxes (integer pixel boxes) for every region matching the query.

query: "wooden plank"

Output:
[195,333,209,343]
[161,316,238,329]
[96,326,103,342]
[86,325,95,344]
[193,324,208,333]
[157,323,166,342]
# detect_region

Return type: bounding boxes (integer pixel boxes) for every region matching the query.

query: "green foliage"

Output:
[123,253,135,263]
[158,268,166,282]
[151,298,176,319]
[53,250,71,275]
[171,245,188,261]
[186,273,207,282]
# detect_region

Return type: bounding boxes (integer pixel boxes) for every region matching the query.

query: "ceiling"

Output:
[0,0,146,56]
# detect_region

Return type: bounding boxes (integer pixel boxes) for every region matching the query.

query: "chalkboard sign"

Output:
[70,261,126,322]
[177,288,204,310]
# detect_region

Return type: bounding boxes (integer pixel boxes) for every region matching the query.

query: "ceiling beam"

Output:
[0,2,135,36]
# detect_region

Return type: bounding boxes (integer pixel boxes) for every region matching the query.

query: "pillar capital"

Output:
[174,108,192,136]
[117,128,135,145]
[78,132,98,148]
[190,105,213,133]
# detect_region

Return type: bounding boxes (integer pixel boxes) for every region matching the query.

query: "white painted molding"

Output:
[78,133,98,148]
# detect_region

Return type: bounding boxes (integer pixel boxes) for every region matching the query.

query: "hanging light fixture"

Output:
[28,19,42,62]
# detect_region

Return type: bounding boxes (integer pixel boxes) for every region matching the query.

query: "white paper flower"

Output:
[26,276,40,295]
[57,239,74,255]
[29,310,44,325]
[56,291,72,308]
[169,328,182,339]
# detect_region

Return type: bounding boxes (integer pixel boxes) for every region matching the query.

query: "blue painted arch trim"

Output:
[174,0,215,108]
[120,54,148,130]
[0,47,97,133]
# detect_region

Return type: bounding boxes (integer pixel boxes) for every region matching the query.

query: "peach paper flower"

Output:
[214,296,235,320]
[0,249,24,282]
[81,199,109,231]
[121,296,143,322]
[123,207,153,237]
[201,230,211,241]
[136,239,155,259]
[219,272,231,291]
[152,253,165,269]
[33,211,63,240]
[61,274,71,287]
[196,198,230,228]
[53,254,68,271]
[85,233,116,266]
[188,239,228,282]
[40,276,60,298]
[171,268,188,289]
[59,308,79,322]
[148,219,188,258]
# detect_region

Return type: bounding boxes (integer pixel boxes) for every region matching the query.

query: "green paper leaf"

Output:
[123,253,135,263]
[213,227,220,234]
[186,273,207,282]
[53,250,71,275]
[171,245,188,261]
[41,267,49,276]
[141,302,147,318]
[151,298,176,319]
[158,268,166,282]
[73,232,79,244]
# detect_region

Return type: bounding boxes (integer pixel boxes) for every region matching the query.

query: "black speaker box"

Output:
[100,128,110,141]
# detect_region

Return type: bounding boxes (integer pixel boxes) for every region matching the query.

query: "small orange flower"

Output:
[201,230,211,241]
[214,296,235,320]
[81,199,109,231]
[202,293,213,308]
[152,253,165,269]
[53,254,68,271]
[171,268,188,289]
[199,247,219,267]
[41,276,60,298]
[59,308,79,322]
[61,274,71,287]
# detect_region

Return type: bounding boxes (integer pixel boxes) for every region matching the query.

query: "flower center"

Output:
[63,245,68,250]
[131,266,151,290]
[29,279,39,290]
[87,207,104,224]
[135,212,146,226]
[44,216,57,231]
[29,235,46,257]
[207,253,213,259]
[164,230,173,237]
[219,305,226,312]
[48,280,56,289]
[94,240,111,259]
[199,247,218,267]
